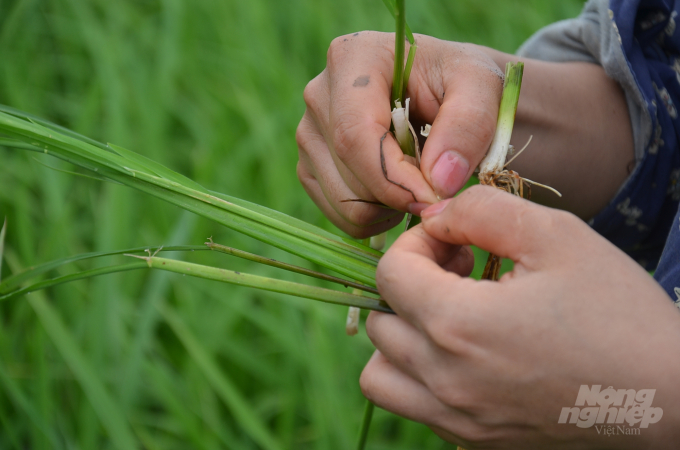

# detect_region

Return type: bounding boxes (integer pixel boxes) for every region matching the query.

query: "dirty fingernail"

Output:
[431,151,469,199]
[407,202,430,216]
[421,198,452,218]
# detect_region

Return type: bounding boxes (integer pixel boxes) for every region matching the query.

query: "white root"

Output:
[520,177,562,197]
[346,233,387,336]
[345,306,360,336]
[503,135,533,168]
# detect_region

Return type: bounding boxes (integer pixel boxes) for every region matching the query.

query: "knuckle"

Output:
[346,227,375,240]
[455,185,492,215]
[345,202,379,227]
[422,316,462,354]
[295,119,321,154]
[335,220,370,240]
[375,249,400,292]
[456,106,497,150]
[359,366,378,402]
[295,120,309,150]
[364,312,380,343]
[452,423,494,446]
[516,204,558,239]
[302,72,323,107]
[295,161,316,189]
[332,117,362,162]
[429,381,475,412]
[473,110,498,146]
[327,35,350,66]
[302,74,322,109]
[420,285,477,352]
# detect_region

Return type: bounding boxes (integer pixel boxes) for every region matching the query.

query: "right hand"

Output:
[361,185,680,448]
[296,32,504,238]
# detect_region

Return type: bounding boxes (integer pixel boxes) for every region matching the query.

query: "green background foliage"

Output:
[0,0,583,448]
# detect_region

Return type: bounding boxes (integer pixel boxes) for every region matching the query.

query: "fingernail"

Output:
[430,151,469,199]
[421,198,452,218]
[407,202,430,216]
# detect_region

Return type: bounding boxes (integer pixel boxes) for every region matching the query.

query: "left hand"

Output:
[361,185,680,449]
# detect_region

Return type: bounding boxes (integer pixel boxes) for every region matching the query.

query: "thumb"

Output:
[420,185,561,263]
[419,54,503,199]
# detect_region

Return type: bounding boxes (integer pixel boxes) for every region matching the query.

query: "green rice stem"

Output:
[0,263,149,302]
[0,245,207,294]
[0,218,6,283]
[206,240,379,295]
[137,256,393,313]
[356,400,375,450]
[479,62,524,174]
[391,0,406,108]
[402,43,417,103]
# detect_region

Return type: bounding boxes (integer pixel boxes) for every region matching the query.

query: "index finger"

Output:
[376,226,496,332]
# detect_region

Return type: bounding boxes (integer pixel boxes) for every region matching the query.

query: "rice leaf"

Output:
[138,256,392,312]
[0,364,61,448]
[380,0,415,43]
[0,254,392,312]
[32,156,121,184]
[207,240,379,295]
[27,294,139,450]
[0,109,380,285]
[0,262,149,302]
[0,245,207,295]
[211,191,381,258]
[160,305,284,450]
[0,218,6,283]
[107,142,208,194]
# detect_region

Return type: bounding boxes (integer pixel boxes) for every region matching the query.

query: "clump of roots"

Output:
[479,169,531,200]
[479,170,529,281]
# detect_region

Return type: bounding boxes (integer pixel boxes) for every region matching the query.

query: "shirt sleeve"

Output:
[517,0,680,271]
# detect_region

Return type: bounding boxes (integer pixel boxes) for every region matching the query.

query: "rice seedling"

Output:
[477,62,560,280]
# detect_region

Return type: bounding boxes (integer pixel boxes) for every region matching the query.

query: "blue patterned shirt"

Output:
[520,0,680,305]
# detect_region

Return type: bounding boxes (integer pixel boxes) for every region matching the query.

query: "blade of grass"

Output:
[210,190,381,258]
[120,213,196,409]
[0,364,61,448]
[356,400,375,450]
[206,240,379,295]
[9,128,369,258]
[26,293,139,450]
[402,44,417,104]
[106,142,208,194]
[380,0,414,43]
[137,256,393,313]
[0,256,393,313]
[0,262,148,302]
[391,0,406,108]
[159,304,283,450]
[127,168,380,269]
[31,156,123,184]
[0,245,207,294]
[0,217,6,283]
[0,111,381,259]
[0,110,380,285]
[0,406,21,450]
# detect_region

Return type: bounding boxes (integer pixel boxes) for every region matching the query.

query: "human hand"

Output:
[361,185,680,449]
[296,32,503,237]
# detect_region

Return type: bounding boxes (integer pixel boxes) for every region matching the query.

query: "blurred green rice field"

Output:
[0,0,583,448]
